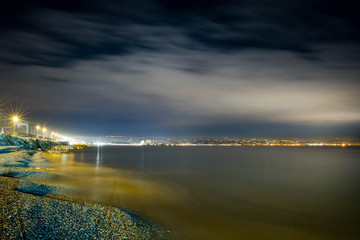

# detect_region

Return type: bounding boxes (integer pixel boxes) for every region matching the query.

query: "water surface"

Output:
[45,146,360,240]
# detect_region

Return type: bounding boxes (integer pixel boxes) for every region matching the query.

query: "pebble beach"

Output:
[0,146,171,239]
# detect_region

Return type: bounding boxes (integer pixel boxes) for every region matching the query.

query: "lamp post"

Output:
[36,125,40,138]
[42,128,47,139]
[4,116,6,134]
[13,116,19,136]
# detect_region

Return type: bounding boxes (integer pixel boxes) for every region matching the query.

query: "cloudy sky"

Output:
[0,0,359,137]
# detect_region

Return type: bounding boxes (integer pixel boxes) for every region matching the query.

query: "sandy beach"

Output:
[0,146,171,239]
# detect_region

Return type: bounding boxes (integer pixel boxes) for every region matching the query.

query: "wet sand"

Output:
[0,147,171,239]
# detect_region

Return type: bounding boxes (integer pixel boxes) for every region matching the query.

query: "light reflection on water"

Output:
[44,146,360,240]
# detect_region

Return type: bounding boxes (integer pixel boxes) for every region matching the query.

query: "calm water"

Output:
[46,146,360,240]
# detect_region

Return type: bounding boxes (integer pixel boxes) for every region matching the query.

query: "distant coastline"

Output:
[84,135,360,147]
[91,141,360,147]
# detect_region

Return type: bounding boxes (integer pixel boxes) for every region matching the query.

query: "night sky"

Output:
[0,0,359,137]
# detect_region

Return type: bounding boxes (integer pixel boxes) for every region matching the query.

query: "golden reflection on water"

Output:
[42,148,360,240]
[43,151,192,219]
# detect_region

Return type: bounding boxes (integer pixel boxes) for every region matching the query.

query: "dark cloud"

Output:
[1,0,359,66]
[182,0,360,54]
[41,77,73,83]
[0,0,359,137]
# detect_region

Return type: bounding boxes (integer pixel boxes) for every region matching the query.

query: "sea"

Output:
[45,146,360,240]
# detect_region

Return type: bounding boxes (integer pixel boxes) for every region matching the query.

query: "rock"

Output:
[0,134,69,151]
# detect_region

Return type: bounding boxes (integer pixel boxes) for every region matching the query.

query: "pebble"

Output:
[0,149,173,240]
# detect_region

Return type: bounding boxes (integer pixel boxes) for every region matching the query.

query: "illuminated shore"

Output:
[0,147,171,239]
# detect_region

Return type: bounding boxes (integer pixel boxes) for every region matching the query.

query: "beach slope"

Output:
[0,147,170,240]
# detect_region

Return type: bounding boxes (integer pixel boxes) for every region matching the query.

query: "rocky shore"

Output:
[0,146,171,239]
[0,134,68,151]
[0,134,89,153]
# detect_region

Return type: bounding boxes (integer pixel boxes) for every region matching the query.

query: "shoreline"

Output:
[0,146,171,239]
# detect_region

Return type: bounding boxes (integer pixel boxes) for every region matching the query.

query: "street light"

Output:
[36,125,40,138]
[42,128,47,139]
[13,116,19,136]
